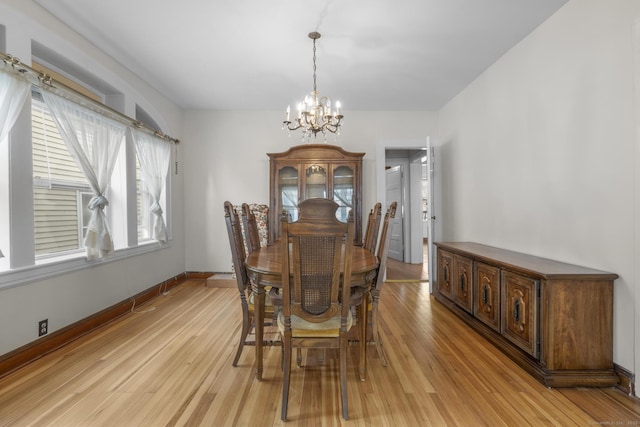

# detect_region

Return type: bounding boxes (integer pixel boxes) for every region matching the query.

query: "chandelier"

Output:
[283,32,343,142]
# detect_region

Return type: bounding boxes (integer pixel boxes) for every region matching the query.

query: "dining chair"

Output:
[368,201,397,367]
[278,198,355,421]
[362,202,382,252]
[223,201,276,367]
[242,203,283,314]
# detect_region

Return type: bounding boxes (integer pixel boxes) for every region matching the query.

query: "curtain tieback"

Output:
[89,194,109,210]
[151,201,163,215]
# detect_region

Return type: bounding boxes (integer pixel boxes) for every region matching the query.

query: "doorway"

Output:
[384,147,430,282]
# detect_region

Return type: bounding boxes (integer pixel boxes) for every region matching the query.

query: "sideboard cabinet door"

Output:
[453,254,474,314]
[474,262,501,332]
[437,249,454,300]
[501,271,539,358]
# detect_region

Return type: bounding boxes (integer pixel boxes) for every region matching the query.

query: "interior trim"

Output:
[614,363,636,397]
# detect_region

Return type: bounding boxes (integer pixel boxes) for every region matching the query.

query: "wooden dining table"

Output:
[244,242,379,381]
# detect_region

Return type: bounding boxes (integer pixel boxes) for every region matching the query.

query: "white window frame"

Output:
[0,47,173,290]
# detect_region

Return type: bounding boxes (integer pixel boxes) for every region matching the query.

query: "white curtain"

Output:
[41,91,126,260]
[131,128,171,242]
[0,68,30,142]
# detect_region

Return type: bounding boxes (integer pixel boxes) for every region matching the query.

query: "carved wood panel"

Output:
[474,262,501,332]
[453,254,474,314]
[501,270,539,357]
[437,249,453,300]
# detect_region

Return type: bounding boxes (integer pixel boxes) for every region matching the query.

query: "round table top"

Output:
[244,242,378,288]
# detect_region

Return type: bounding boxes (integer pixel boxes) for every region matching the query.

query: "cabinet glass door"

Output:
[278,166,299,222]
[333,165,354,222]
[305,164,327,199]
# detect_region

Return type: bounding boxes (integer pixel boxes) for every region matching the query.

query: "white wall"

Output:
[182,110,438,272]
[438,0,639,373]
[0,1,185,355]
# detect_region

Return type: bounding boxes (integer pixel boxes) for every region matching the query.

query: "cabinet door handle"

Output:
[460,272,466,292]
[483,283,493,312]
[512,291,527,332]
[443,264,449,282]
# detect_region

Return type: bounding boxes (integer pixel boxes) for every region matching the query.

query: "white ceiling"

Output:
[33,0,568,111]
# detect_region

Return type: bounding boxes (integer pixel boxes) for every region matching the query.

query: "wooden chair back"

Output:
[363,202,382,252]
[224,201,249,294]
[373,201,397,293]
[241,202,261,254]
[281,198,354,323]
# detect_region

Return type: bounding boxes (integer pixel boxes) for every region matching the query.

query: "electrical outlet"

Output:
[38,319,48,337]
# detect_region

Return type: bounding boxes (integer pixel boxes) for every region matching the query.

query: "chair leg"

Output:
[232,306,251,367]
[340,334,349,420]
[280,340,284,371]
[281,335,292,421]
[358,301,367,380]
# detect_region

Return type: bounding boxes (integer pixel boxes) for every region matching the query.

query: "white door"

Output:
[426,140,435,291]
[385,166,403,261]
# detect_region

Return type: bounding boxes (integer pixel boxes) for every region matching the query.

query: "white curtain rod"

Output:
[0,52,180,144]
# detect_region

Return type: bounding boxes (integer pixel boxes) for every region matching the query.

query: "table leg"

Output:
[254,279,265,381]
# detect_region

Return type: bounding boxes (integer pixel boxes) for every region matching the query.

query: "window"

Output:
[134,105,164,243]
[32,95,92,257]
[0,45,173,282]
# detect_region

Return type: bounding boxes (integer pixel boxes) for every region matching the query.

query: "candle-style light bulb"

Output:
[286,105,290,122]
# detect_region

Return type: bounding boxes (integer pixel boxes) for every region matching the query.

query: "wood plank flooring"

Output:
[0,279,638,426]
[386,240,428,282]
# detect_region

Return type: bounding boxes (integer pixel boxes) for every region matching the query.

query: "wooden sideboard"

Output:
[434,241,618,388]
[267,144,364,244]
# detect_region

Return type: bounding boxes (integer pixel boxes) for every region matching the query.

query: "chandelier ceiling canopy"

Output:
[283,32,343,143]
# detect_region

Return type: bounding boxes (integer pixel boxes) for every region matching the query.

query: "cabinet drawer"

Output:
[437,249,454,300]
[473,262,500,332]
[501,271,539,358]
[453,254,473,313]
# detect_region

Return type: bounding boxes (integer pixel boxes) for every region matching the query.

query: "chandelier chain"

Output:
[312,37,317,94]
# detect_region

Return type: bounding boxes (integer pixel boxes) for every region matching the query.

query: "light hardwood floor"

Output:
[0,279,638,426]
[386,240,429,282]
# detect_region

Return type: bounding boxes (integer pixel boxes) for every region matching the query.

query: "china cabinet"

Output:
[268,144,364,243]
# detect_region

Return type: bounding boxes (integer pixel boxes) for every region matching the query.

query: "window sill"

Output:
[0,240,170,291]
